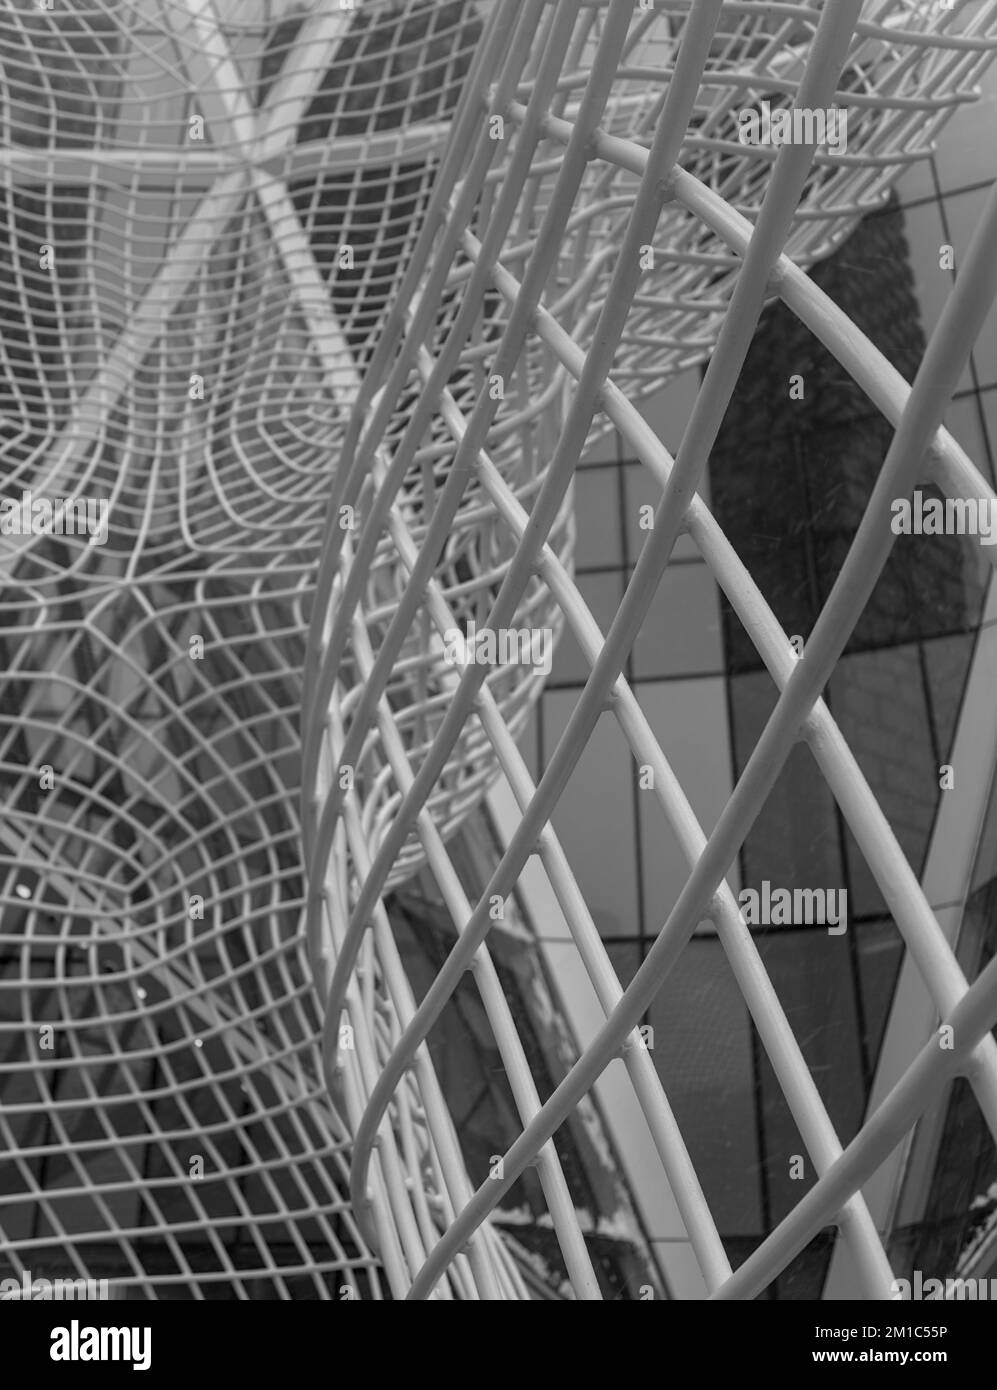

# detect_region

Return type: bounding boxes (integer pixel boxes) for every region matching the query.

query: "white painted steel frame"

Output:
[302,0,997,1298]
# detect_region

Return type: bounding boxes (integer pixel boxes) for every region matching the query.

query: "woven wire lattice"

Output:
[301,0,997,1298]
[1,0,996,1300]
[0,0,496,1301]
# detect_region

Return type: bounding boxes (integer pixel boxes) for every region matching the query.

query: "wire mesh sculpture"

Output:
[0,0,508,1302]
[301,0,997,1299]
[1,0,997,1300]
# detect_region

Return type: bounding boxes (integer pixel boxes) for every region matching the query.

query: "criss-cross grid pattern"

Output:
[302,0,997,1298]
[0,0,523,1301]
[2,0,997,1303]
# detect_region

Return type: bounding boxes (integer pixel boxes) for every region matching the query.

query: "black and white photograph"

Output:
[1,0,997,1362]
